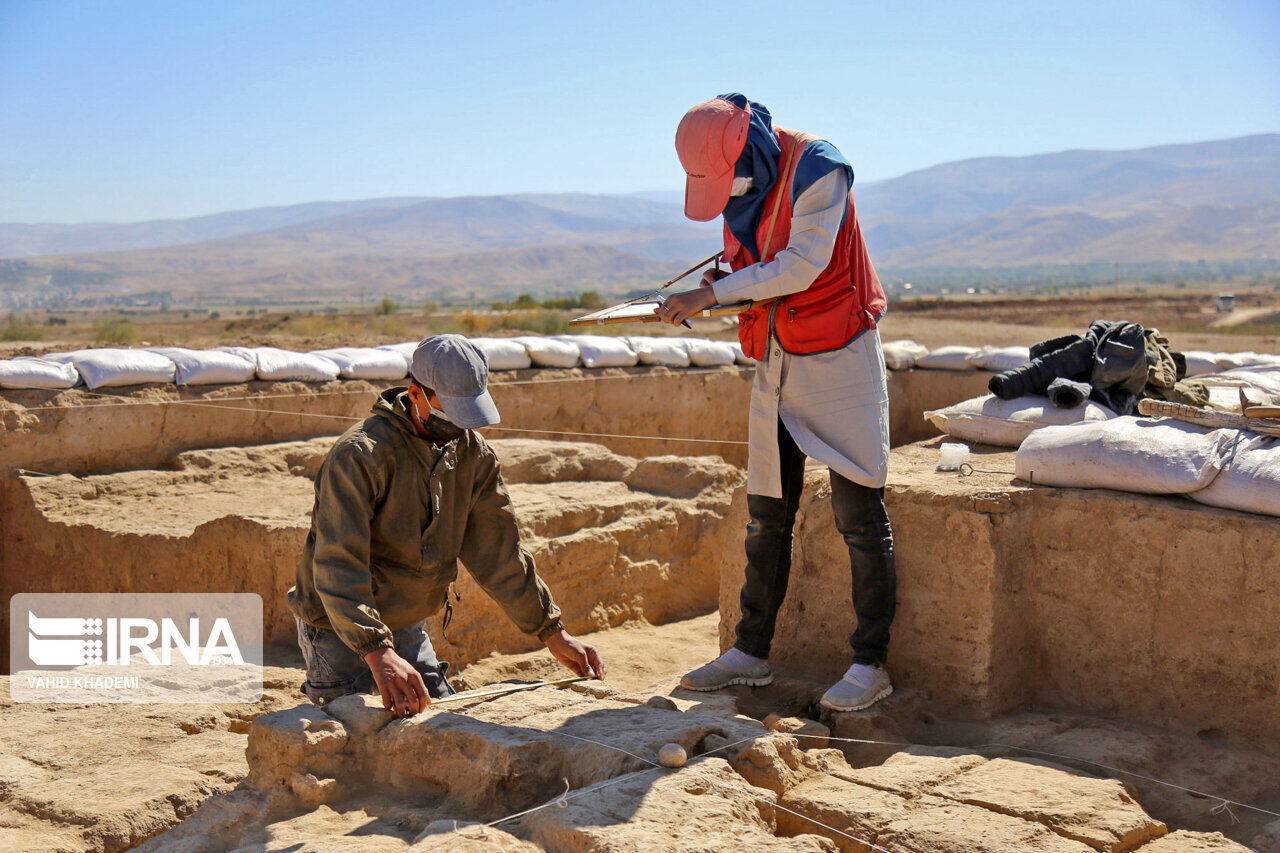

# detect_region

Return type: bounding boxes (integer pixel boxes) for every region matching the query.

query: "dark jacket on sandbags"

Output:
[988,320,1205,414]
[287,388,562,656]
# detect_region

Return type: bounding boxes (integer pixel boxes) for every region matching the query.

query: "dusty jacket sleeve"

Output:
[459,448,563,640]
[711,168,850,305]
[310,441,394,656]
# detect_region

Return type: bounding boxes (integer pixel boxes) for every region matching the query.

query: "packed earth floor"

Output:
[2,614,1278,852]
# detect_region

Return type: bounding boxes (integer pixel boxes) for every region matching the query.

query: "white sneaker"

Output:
[820,664,892,711]
[680,649,773,691]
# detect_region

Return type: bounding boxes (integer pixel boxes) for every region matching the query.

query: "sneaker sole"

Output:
[680,673,774,692]
[819,682,893,712]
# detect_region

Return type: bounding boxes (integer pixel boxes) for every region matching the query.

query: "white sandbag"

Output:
[470,338,532,371]
[51,348,177,389]
[217,346,339,382]
[150,347,256,385]
[966,345,1030,373]
[552,335,636,368]
[309,347,408,380]
[626,336,691,367]
[1188,434,1280,517]
[509,336,580,368]
[881,340,930,371]
[0,357,80,389]
[1214,351,1280,370]
[729,340,755,365]
[1014,417,1234,494]
[916,345,979,371]
[375,342,418,369]
[684,338,737,367]
[1181,351,1220,377]
[925,394,1117,448]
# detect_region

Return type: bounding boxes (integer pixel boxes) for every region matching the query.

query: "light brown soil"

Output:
[720,442,1280,753]
[0,439,745,668]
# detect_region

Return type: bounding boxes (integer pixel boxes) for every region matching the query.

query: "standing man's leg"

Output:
[682,418,806,690]
[820,473,896,710]
[734,419,808,658]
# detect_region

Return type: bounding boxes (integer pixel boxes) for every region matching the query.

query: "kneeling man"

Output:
[288,334,605,716]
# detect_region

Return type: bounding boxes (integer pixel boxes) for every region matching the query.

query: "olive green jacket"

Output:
[287,388,562,656]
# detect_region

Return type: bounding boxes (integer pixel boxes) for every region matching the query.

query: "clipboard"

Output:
[569,297,754,327]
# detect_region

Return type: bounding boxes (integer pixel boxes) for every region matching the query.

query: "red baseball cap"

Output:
[675,97,751,221]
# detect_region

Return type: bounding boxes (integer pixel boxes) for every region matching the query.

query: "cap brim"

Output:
[437,389,500,429]
[684,172,733,222]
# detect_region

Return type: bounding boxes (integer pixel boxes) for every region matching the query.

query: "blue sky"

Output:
[1,0,1276,223]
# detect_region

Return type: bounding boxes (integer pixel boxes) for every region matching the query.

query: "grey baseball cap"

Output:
[409,334,500,428]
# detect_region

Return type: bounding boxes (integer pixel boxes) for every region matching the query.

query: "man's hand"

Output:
[700,267,728,288]
[363,647,429,717]
[544,629,606,680]
[655,287,719,326]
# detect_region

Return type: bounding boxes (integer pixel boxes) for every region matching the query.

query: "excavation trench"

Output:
[1,368,1277,851]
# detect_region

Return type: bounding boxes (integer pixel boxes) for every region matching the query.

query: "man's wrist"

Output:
[537,619,566,643]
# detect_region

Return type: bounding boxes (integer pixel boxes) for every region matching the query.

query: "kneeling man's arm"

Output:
[460,451,606,680]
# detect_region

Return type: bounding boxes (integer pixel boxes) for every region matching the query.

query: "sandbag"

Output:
[310,347,408,380]
[966,345,1030,373]
[375,342,418,369]
[552,335,636,368]
[510,336,580,368]
[916,345,979,371]
[0,357,80,389]
[1181,351,1220,377]
[925,394,1117,448]
[471,338,532,371]
[881,340,929,371]
[217,346,339,382]
[48,348,177,389]
[150,347,256,385]
[683,338,737,367]
[1015,417,1234,494]
[627,336,690,368]
[1215,351,1280,370]
[729,340,755,365]
[1188,434,1280,517]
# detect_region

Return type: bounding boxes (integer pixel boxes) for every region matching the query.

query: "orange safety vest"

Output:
[723,127,886,361]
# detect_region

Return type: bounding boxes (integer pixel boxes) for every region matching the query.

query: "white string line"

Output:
[482,426,748,445]
[8,366,750,413]
[20,388,752,446]
[757,732,1280,820]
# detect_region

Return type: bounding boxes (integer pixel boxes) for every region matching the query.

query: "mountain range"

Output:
[2,134,1276,301]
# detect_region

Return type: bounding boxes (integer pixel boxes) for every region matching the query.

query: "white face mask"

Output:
[730,176,754,197]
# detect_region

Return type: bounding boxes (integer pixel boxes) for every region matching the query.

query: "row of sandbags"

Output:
[0,335,753,390]
[883,340,1280,375]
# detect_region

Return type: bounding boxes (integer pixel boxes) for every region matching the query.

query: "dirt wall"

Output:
[1,438,746,670]
[719,441,1280,753]
[0,366,992,476]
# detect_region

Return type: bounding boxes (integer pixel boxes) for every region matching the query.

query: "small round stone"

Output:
[657,743,687,768]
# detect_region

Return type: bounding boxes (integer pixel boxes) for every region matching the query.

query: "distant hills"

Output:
[858,134,1280,268]
[2,134,1276,302]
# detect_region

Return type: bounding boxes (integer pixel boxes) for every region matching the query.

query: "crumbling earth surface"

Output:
[1,615,1275,852]
[136,676,1257,853]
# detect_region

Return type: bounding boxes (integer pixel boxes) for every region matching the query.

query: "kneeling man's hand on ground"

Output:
[544,629,607,680]
[364,647,430,717]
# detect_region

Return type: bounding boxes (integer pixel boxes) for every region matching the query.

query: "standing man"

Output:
[658,94,895,711]
[288,334,605,717]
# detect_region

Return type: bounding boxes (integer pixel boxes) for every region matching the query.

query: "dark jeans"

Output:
[295,618,455,704]
[733,419,896,666]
